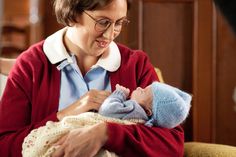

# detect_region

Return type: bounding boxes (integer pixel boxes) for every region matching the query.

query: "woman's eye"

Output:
[98,19,110,27]
[115,21,123,26]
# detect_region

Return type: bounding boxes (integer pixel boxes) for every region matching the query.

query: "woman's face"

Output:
[66,0,128,57]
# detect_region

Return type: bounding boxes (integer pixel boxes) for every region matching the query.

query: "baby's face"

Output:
[130,85,153,115]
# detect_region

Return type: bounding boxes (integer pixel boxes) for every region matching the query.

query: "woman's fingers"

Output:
[54,133,68,146]
[51,146,65,157]
[80,90,110,107]
[52,122,107,157]
[57,90,111,120]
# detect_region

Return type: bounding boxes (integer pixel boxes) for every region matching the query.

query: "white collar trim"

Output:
[92,42,120,72]
[43,27,121,72]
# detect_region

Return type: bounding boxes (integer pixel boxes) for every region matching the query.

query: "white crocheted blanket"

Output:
[22,112,144,157]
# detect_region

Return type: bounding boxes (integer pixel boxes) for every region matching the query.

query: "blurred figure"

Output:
[214,0,236,33]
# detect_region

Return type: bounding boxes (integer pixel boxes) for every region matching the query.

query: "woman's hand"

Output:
[57,90,111,120]
[52,122,108,157]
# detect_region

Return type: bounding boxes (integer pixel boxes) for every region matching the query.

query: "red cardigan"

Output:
[0,41,184,157]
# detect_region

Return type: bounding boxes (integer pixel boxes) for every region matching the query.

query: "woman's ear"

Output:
[68,14,82,27]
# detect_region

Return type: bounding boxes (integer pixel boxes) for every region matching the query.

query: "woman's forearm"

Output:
[104,123,184,157]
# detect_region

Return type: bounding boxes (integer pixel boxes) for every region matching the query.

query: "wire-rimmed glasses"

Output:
[84,11,130,33]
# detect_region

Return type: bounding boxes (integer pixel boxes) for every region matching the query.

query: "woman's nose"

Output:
[102,24,117,40]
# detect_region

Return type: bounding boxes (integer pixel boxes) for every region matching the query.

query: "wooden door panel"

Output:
[143,2,193,89]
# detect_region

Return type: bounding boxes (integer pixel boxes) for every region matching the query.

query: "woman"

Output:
[0,0,184,156]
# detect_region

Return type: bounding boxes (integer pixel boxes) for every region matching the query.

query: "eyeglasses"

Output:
[83,11,130,33]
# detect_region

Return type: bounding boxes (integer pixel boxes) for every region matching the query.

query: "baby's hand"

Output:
[116,84,130,97]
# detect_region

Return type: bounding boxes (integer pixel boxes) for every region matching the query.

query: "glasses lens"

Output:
[95,19,111,32]
[95,18,130,32]
[114,19,130,32]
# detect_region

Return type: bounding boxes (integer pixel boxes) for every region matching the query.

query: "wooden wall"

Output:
[3,0,29,25]
[2,0,236,146]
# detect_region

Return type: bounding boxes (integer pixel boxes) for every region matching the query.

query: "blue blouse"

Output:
[57,55,111,111]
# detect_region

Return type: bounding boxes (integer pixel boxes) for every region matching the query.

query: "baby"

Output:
[99,82,192,128]
[22,82,192,157]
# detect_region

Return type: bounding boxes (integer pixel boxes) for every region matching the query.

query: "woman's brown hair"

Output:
[54,0,132,26]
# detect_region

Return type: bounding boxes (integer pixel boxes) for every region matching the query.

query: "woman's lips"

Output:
[96,40,109,48]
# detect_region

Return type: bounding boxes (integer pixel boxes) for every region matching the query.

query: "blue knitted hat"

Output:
[145,82,192,128]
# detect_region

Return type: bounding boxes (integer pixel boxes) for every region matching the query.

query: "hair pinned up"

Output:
[54,0,132,26]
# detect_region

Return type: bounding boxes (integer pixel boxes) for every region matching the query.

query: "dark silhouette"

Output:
[214,0,236,33]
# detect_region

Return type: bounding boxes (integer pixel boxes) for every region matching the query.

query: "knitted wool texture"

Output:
[99,89,149,121]
[22,112,144,157]
[146,82,192,128]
